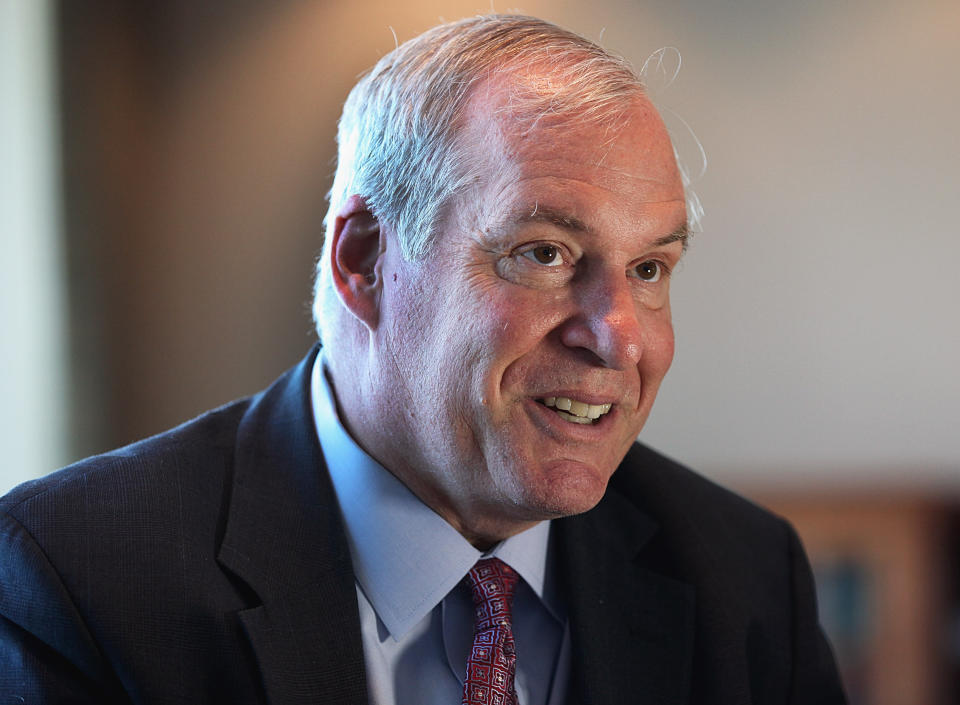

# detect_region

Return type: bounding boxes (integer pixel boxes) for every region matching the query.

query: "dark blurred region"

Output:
[58,0,340,456]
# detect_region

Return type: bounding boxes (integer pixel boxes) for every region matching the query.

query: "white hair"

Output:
[312,15,666,342]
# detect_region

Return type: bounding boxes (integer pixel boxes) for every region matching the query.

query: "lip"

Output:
[524,396,621,442]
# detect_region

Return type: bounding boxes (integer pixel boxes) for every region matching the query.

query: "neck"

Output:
[324,349,543,551]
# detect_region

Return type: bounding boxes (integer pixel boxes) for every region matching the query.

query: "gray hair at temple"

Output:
[312,14,684,340]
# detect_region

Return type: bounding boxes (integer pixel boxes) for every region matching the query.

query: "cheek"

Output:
[641,314,675,380]
[474,291,569,380]
[428,288,515,406]
[461,282,551,347]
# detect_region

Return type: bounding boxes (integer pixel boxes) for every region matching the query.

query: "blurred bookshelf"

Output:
[756,492,960,705]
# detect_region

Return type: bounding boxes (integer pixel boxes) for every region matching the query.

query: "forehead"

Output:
[455,80,686,236]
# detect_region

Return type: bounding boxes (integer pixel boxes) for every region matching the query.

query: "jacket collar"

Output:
[556,446,696,705]
[216,346,368,704]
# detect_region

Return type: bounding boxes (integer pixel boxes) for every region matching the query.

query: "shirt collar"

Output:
[310,351,557,639]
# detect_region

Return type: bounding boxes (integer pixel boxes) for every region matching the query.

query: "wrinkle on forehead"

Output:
[477,98,682,188]
[452,82,685,235]
[514,163,684,200]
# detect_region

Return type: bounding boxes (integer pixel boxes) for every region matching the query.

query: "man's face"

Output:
[370,88,687,539]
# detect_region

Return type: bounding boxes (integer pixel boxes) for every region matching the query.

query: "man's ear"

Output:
[329,195,386,330]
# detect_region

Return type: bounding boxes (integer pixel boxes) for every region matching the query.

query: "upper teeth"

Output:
[542,396,613,423]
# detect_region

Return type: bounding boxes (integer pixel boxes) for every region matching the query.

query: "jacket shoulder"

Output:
[1,397,251,520]
[0,397,266,701]
[606,444,846,702]
[612,442,786,534]
[608,443,797,605]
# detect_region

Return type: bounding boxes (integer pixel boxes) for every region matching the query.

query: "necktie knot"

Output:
[467,557,519,630]
[462,558,520,705]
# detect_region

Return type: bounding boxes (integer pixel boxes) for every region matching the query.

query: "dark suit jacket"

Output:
[0,348,845,704]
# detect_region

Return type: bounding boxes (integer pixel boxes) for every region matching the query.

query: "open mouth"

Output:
[537,396,613,425]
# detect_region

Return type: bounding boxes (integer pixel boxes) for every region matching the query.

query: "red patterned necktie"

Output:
[462,557,521,705]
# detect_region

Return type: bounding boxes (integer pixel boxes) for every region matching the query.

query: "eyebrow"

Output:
[654,223,691,250]
[506,204,690,250]
[515,205,589,233]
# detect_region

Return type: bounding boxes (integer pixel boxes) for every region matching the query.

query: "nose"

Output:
[558,272,645,369]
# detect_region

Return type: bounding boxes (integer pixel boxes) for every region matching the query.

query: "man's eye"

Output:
[634,260,663,282]
[521,245,563,266]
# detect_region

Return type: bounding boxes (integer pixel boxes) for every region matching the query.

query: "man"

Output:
[0,14,845,705]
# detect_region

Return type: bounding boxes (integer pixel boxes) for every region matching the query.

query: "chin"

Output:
[512,457,614,520]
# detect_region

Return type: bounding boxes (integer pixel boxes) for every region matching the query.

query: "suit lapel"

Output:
[556,487,695,705]
[216,348,368,705]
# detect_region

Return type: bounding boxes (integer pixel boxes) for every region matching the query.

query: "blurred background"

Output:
[2,0,958,701]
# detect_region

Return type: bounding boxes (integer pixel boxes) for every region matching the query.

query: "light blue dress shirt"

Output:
[310,354,571,705]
